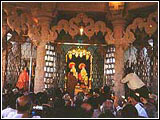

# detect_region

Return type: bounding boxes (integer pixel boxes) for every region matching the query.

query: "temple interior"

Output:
[1,2,158,118]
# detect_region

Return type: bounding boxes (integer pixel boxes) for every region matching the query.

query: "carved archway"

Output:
[4,6,157,47]
[52,13,112,40]
[51,11,157,48]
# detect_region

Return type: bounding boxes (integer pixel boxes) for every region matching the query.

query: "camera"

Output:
[31,104,53,118]
[31,105,43,117]
[33,105,43,110]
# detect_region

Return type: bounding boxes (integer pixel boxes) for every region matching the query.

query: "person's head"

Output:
[103,85,111,100]
[63,93,71,101]
[16,95,32,113]
[74,92,85,107]
[76,92,85,100]
[36,92,48,105]
[28,92,36,104]
[74,99,83,108]
[99,109,115,118]
[101,99,114,113]
[63,93,72,106]
[8,92,17,109]
[125,67,134,75]
[89,89,93,95]
[22,66,27,71]
[87,97,100,110]
[135,86,149,104]
[12,87,19,95]
[121,104,138,118]
[80,102,94,118]
[93,88,100,95]
[69,62,75,68]
[54,88,63,98]
[53,97,65,108]
[79,63,86,70]
[103,85,111,94]
[128,90,140,105]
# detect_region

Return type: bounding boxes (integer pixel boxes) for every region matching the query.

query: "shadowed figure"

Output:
[67,72,78,98]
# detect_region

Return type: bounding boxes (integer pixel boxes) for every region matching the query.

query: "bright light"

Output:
[80,26,84,36]
[109,2,124,10]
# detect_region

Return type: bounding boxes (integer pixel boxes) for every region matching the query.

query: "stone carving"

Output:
[106,10,158,50]
[53,19,69,34]
[145,10,158,36]
[4,3,157,48]
[2,10,10,38]
[52,13,112,40]
[3,4,58,46]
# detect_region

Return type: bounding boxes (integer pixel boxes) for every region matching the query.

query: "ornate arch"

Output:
[4,4,157,47]
[51,13,112,40]
[106,10,158,50]
[51,11,158,48]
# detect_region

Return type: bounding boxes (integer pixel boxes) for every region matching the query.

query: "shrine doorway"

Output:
[65,47,93,94]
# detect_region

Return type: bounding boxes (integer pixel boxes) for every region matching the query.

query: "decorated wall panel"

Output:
[6,42,21,88]
[5,40,37,89]
[124,37,158,94]
[104,45,116,89]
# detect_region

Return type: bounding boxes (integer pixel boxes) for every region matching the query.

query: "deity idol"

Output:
[78,63,88,86]
[69,62,78,79]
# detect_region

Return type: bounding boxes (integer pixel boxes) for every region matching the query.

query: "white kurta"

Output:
[121,73,145,90]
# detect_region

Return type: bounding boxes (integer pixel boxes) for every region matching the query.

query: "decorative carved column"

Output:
[2,50,7,88]
[33,14,58,93]
[106,8,158,97]
[112,19,126,97]
[4,3,58,93]
[106,2,129,97]
[112,19,126,40]
[114,45,125,97]
[34,41,46,93]
[2,9,10,38]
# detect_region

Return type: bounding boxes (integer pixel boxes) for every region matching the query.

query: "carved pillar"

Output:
[114,46,125,97]
[2,11,9,88]
[107,9,158,96]
[112,19,126,97]
[112,19,126,39]
[152,33,158,94]
[34,41,46,93]
[33,14,57,93]
[2,36,11,89]
[2,50,7,88]
[2,9,9,38]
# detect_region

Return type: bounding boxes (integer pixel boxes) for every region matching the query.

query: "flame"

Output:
[80,26,84,35]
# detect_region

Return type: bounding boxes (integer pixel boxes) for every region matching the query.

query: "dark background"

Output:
[66,55,90,81]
